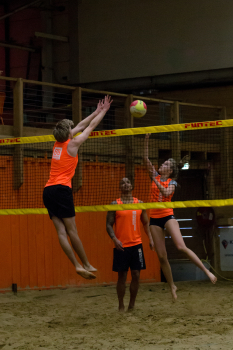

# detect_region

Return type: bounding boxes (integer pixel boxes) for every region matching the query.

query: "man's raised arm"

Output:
[70,99,104,137]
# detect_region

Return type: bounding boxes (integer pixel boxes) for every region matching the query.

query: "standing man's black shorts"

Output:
[113,243,146,272]
[43,185,75,219]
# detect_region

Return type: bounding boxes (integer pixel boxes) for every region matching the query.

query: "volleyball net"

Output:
[0,118,233,215]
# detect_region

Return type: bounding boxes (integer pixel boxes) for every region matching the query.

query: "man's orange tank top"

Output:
[115,198,142,248]
[45,140,78,188]
[150,175,175,219]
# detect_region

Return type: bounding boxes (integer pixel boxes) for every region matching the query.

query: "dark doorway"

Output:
[173,169,206,201]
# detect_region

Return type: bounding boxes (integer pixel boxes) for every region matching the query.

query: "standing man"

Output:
[43,95,112,280]
[106,177,154,311]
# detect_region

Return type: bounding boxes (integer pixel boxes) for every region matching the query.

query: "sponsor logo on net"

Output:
[185,121,222,129]
[90,130,117,137]
[0,137,20,144]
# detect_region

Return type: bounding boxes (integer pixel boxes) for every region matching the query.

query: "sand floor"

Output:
[0,280,233,350]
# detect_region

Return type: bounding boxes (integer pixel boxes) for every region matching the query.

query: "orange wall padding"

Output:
[0,212,160,291]
[0,157,152,209]
[0,157,160,290]
[0,156,51,209]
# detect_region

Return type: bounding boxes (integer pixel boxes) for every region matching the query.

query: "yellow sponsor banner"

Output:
[1,199,233,215]
[74,199,233,212]
[0,208,48,215]
[1,119,233,145]
[0,135,55,146]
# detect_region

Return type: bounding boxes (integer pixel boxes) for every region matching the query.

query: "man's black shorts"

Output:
[112,243,146,272]
[43,185,75,219]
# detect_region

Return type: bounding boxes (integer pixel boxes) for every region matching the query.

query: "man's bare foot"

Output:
[127,305,134,312]
[171,285,177,302]
[76,267,96,280]
[119,306,125,312]
[118,301,125,312]
[206,270,217,284]
[83,264,97,272]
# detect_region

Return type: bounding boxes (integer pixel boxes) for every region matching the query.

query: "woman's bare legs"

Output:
[165,219,217,284]
[150,225,177,301]
[52,216,96,279]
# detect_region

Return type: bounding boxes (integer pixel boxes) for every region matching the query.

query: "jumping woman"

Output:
[144,133,217,301]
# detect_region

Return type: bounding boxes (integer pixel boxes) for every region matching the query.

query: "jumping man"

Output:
[43,95,112,280]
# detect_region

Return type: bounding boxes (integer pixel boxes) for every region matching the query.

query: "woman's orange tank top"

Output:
[45,140,78,188]
[150,175,175,218]
[115,198,142,248]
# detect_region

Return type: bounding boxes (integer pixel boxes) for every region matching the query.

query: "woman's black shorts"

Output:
[43,185,75,219]
[150,215,175,229]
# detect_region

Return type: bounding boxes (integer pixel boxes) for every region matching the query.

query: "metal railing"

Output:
[0,76,225,140]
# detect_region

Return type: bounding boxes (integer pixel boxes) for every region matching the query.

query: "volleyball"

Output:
[130,100,147,118]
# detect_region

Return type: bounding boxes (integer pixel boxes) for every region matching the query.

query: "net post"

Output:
[220,107,230,192]
[124,94,134,186]
[170,101,180,162]
[13,78,23,190]
[72,87,82,192]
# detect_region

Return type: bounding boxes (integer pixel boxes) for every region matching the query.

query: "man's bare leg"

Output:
[52,216,96,279]
[128,270,140,311]
[117,271,128,312]
[63,217,97,272]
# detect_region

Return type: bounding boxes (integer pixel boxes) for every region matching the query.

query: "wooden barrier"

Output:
[0,158,160,291]
[0,212,161,291]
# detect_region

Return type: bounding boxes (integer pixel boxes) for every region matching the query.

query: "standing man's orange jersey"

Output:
[115,198,142,247]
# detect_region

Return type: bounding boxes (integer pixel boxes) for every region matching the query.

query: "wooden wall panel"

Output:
[19,215,29,288]
[0,211,161,291]
[11,216,21,287]
[0,216,12,289]
[35,215,46,288]
[0,158,209,290]
[43,215,54,287]
[0,160,170,291]
[27,215,38,288]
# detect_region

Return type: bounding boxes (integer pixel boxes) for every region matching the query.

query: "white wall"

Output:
[73,0,233,84]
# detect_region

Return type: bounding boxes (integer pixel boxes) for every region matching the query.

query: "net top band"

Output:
[0,118,232,145]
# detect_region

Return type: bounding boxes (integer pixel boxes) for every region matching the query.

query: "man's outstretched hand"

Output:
[102,95,113,112]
